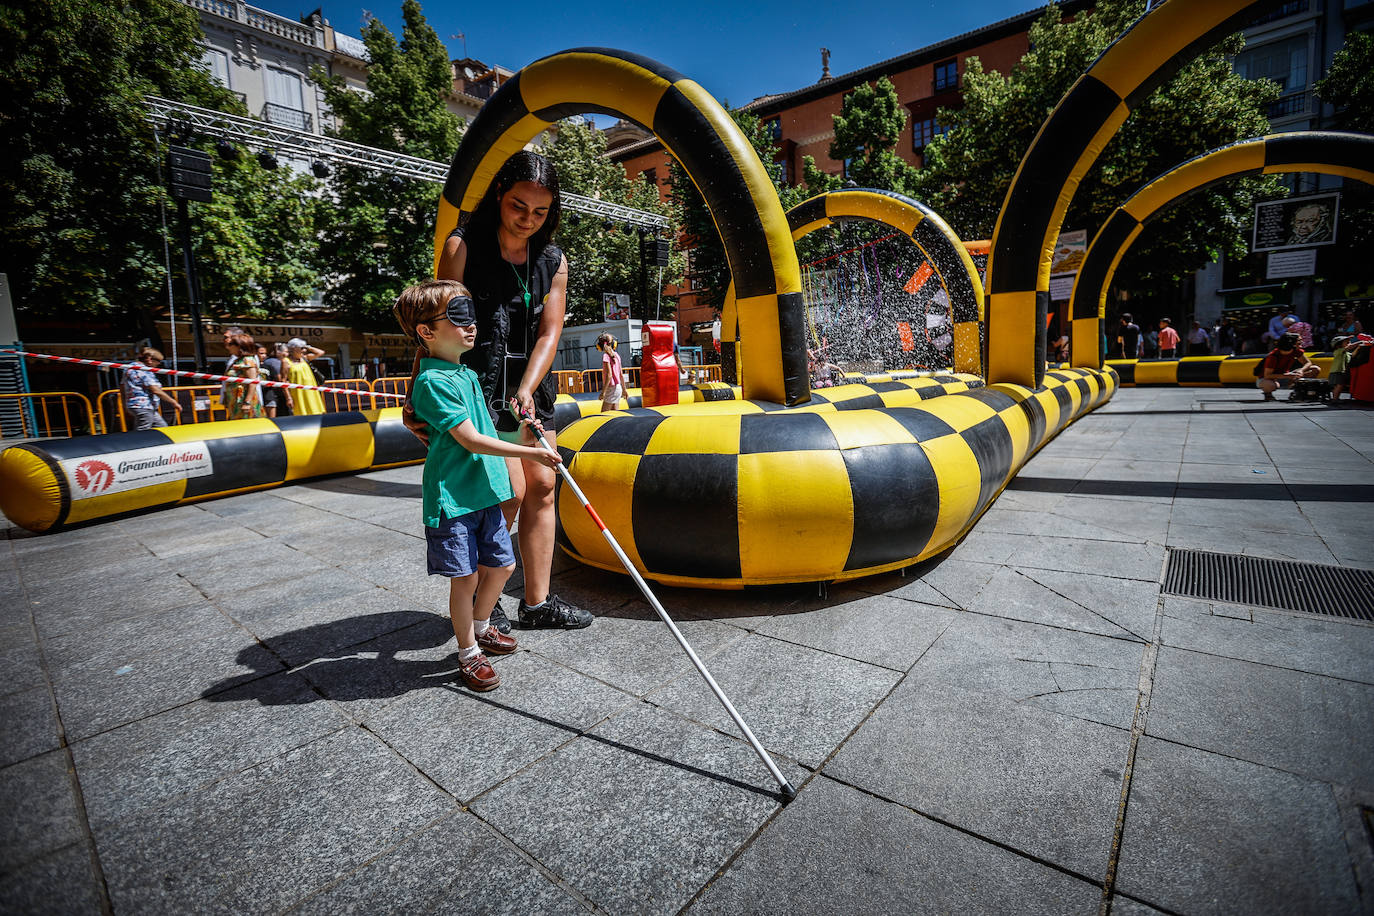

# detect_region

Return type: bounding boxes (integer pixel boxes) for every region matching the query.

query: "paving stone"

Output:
[1164,521,1339,564]
[0,840,105,916]
[1107,897,1169,916]
[884,556,999,610]
[47,604,286,740]
[470,703,800,916]
[1043,494,1173,543]
[1148,647,1374,792]
[234,587,437,667]
[953,531,1166,582]
[206,564,368,619]
[71,671,348,830]
[1115,737,1360,915]
[688,776,1101,916]
[906,612,1143,731]
[25,559,207,639]
[752,593,954,670]
[977,505,1157,544]
[95,727,454,915]
[826,682,1128,880]
[533,608,746,697]
[0,685,60,767]
[1160,597,1374,684]
[0,630,45,696]
[966,566,1155,643]
[166,538,335,599]
[649,633,901,767]
[290,811,587,915]
[0,750,84,872]
[349,547,451,613]
[359,651,635,802]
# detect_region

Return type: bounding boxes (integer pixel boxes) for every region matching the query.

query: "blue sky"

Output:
[259,0,1049,113]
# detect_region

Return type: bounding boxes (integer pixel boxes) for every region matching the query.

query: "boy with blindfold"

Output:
[393,279,562,691]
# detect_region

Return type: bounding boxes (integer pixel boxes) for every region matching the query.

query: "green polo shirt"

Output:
[411,356,513,528]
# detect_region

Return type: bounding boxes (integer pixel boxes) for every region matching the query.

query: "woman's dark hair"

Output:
[461,150,561,257]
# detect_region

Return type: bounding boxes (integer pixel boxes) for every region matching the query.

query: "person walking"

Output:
[1187,320,1211,356]
[284,338,326,416]
[1117,314,1140,359]
[1157,318,1180,359]
[421,150,593,633]
[121,348,182,429]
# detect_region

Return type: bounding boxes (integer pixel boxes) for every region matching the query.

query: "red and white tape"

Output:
[0,348,406,401]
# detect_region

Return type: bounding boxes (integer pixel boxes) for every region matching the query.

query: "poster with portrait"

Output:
[1252,193,1340,252]
[602,292,630,321]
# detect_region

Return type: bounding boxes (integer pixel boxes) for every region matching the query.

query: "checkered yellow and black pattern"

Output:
[553,369,1116,589]
[986,0,1275,388]
[1105,355,1334,387]
[433,47,807,405]
[1071,132,1374,368]
[0,409,424,533]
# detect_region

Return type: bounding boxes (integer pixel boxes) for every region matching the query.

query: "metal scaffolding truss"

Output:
[144,96,670,230]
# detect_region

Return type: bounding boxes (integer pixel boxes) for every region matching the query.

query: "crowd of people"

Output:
[1113,308,1364,360]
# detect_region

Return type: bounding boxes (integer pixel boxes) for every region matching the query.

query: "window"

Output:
[933,58,958,92]
[201,49,230,88]
[641,168,657,186]
[265,66,304,111]
[912,117,948,151]
[764,118,782,142]
[1234,35,1308,93]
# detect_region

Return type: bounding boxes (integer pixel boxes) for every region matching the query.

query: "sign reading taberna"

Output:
[1252,193,1340,253]
[59,443,214,500]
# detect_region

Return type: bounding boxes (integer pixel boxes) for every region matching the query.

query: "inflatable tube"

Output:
[433,48,807,406]
[0,409,424,533]
[985,0,1279,387]
[551,372,986,430]
[553,368,1115,588]
[1106,354,1334,386]
[722,189,986,382]
[1069,131,1374,367]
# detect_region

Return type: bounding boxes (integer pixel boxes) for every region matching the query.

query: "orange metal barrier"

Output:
[99,384,230,433]
[580,366,642,392]
[682,364,722,383]
[554,370,584,395]
[0,392,97,439]
[318,378,376,413]
[373,376,410,399]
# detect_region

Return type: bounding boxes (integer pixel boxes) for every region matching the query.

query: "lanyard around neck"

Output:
[509,245,531,310]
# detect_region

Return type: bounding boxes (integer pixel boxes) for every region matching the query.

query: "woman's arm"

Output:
[436,233,468,283]
[515,254,569,415]
[303,345,325,361]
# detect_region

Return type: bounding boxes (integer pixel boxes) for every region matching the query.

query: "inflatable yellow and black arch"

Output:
[1069,131,1374,367]
[720,188,985,382]
[985,0,1286,388]
[433,48,807,406]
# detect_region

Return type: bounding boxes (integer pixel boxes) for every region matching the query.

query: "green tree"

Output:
[1315,30,1374,131]
[312,0,461,330]
[192,154,325,318]
[913,0,1281,289]
[829,76,919,194]
[542,118,680,325]
[0,0,241,320]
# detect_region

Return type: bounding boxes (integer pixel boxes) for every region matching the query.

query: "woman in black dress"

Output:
[431,151,592,633]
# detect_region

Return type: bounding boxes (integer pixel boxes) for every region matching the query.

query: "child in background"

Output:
[393,278,561,692]
[121,348,182,429]
[597,332,623,412]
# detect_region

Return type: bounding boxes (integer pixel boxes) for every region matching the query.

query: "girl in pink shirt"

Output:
[598,332,624,412]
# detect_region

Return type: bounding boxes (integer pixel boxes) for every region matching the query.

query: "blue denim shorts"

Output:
[425,505,515,577]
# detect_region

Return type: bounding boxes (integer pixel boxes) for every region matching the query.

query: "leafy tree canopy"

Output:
[913,0,1282,288]
[1314,30,1373,132]
[542,118,680,325]
[0,0,240,318]
[312,0,461,331]
[829,76,919,195]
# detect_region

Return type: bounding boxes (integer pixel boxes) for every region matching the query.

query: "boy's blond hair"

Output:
[393,278,472,343]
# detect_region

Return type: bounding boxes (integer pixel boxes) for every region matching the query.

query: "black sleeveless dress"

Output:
[451,226,563,432]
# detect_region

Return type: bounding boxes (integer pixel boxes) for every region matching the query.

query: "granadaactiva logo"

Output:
[74,459,115,494]
[116,450,206,474]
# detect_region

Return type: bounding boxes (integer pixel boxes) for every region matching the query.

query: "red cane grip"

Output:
[584,502,608,532]
[640,324,679,408]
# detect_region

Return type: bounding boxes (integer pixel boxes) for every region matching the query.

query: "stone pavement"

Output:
[2,387,1372,915]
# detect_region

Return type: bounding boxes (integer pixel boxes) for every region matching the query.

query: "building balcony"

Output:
[261,102,312,131]
[1267,90,1309,119]
[178,0,323,48]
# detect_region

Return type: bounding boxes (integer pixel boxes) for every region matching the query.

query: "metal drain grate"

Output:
[1163,548,1374,621]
